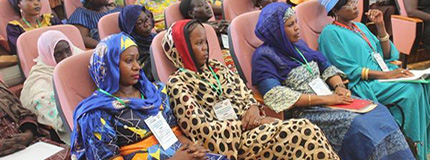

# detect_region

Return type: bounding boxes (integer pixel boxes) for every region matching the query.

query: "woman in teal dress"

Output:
[318,0,430,159]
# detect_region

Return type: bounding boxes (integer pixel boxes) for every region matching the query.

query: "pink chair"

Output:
[0,0,51,43]
[391,0,424,67]
[151,24,223,83]
[98,12,120,39]
[228,11,283,119]
[295,0,333,51]
[164,2,216,29]
[53,50,95,131]
[64,0,82,19]
[222,0,258,21]
[353,0,369,23]
[16,25,86,78]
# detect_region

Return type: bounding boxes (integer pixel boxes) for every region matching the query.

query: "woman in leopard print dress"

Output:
[162,19,339,160]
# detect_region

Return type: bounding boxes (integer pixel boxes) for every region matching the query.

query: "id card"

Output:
[214,99,237,121]
[221,34,229,49]
[373,52,390,72]
[145,112,178,150]
[309,78,332,96]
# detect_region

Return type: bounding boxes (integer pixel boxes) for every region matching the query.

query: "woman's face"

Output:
[119,46,141,86]
[189,0,213,22]
[284,15,300,43]
[18,0,41,16]
[189,24,208,68]
[54,40,73,64]
[334,0,359,21]
[134,11,153,37]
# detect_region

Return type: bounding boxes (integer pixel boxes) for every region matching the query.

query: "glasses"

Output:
[343,0,358,9]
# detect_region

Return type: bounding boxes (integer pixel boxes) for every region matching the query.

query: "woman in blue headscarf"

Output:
[252,3,414,160]
[68,0,121,49]
[118,5,156,82]
[70,33,211,160]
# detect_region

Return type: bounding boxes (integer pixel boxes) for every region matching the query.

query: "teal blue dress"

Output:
[319,22,430,160]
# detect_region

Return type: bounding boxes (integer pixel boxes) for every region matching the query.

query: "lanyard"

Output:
[97,88,145,107]
[179,66,223,96]
[290,47,314,75]
[333,21,376,52]
[22,18,41,29]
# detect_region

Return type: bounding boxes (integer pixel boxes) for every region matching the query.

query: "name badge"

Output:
[145,112,178,150]
[221,34,229,49]
[309,78,332,96]
[214,99,237,121]
[373,52,390,72]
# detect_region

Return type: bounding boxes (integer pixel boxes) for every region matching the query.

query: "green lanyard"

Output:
[179,66,223,96]
[22,18,41,29]
[290,47,314,75]
[97,88,145,107]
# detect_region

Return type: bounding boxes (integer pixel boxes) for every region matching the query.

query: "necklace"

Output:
[22,17,41,29]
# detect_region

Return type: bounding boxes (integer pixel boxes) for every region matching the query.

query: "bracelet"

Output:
[365,68,370,80]
[308,94,312,106]
[334,83,346,90]
[361,68,367,80]
[378,33,390,42]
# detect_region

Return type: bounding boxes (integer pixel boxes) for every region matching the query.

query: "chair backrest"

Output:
[98,12,120,39]
[295,0,333,51]
[222,0,258,21]
[16,25,86,78]
[164,1,216,29]
[151,23,223,83]
[228,11,262,88]
[64,0,82,19]
[394,0,407,16]
[53,50,95,131]
[353,0,369,22]
[0,0,51,41]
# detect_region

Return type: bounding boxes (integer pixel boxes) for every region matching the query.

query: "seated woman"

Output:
[70,33,215,160]
[7,0,62,55]
[252,3,414,160]
[119,5,156,82]
[0,81,64,156]
[68,0,121,49]
[163,19,339,160]
[135,0,179,31]
[20,30,81,144]
[318,0,430,159]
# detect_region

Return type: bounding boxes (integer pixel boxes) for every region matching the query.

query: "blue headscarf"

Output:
[71,32,162,151]
[118,5,156,54]
[252,2,331,86]
[319,0,340,13]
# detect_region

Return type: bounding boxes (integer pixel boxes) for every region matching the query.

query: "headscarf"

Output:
[71,32,163,151]
[319,0,340,12]
[163,19,207,72]
[179,0,193,19]
[37,30,73,67]
[252,2,331,85]
[118,5,156,63]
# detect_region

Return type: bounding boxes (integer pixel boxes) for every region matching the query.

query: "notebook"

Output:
[0,141,63,160]
[378,68,430,83]
[328,99,377,113]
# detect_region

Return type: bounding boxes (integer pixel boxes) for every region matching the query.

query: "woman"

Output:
[404,0,430,50]
[70,33,217,160]
[0,81,64,156]
[318,0,430,159]
[136,0,178,31]
[67,0,121,49]
[119,5,156,82]
[252,0,277,9]
[252,3,414,160]
[163,19,339,160]
[20,30,81,144]
[7,0,62,55]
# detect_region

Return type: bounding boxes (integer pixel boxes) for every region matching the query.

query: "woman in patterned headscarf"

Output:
[70,33,214,160]
[163,19,339,160]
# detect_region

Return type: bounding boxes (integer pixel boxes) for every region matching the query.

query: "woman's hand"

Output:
[366,9,385,26]
[259,117,280,125]
[241,105,262,131]
[334,86,351,98]
[170,143,208,160]
[8,130,34,147]
[0,138,26,156]
[383,68,414,79]
[323,94,353,105]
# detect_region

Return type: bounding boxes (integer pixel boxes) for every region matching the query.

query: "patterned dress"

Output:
[162,20,340,160]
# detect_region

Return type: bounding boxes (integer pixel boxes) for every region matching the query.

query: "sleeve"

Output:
[226,66,259,116]
[357,23,399,63]
[318,28,364,88]
[29,90,66,133]
[50,15,63,25]
[321,65,347,81]
[6,24,21,55]
[167,77,243,155]
[77,110,121,160]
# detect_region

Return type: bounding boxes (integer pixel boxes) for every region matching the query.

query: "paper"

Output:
[309,78,332,96]
[145,112,178,150]
[214,99,237,121]
[373,52,390,72]
[221,34,229,49]
[0,142,63,160]
[379,68,430,83]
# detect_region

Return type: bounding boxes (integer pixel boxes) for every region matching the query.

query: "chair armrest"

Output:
[391,15,423,23]
[390,60,402,67]
[0,55,18,68]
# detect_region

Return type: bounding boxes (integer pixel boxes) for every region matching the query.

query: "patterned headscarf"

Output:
[71,32,163,154]
[37,30,74,67]
[252,2,331,85]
